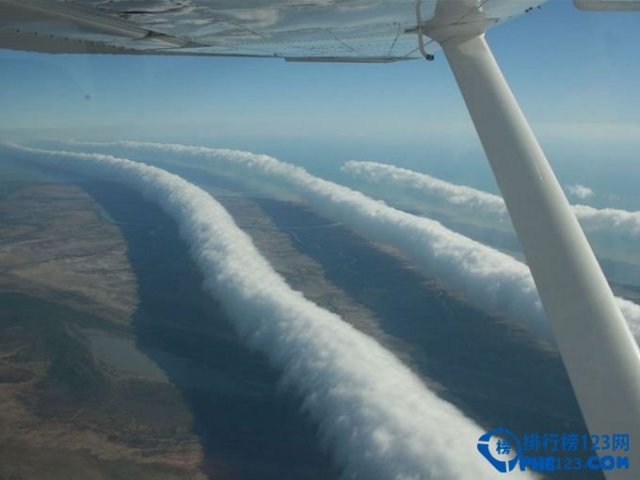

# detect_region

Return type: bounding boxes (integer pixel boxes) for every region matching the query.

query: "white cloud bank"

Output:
[343,161,640,237]
[1,143,534,480]
[347,160,507,217]
[48,141,640,342]
[565,183,594,200]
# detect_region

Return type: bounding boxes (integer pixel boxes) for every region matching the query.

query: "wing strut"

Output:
[436,32,640,479]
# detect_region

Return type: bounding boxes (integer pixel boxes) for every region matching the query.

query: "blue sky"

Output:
[1,1,639,203]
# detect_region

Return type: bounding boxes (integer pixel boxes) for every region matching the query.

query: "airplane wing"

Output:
[0,0,545,62]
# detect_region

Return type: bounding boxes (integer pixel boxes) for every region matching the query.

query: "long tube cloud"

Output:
[50,140,640,342]
[2,143,531,480]
[342,160,640,237]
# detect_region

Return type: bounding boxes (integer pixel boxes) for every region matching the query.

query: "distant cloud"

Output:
[342,161,640,237]
[2,142,532,480]
[565,183,594,200]
[343,160,508,217]
[53,141,640,343]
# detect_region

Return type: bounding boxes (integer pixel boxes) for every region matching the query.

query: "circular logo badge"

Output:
[477,427,522,473]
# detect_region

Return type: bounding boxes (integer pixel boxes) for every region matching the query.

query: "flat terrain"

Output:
[0,183,137,323]
[0,181,208,480]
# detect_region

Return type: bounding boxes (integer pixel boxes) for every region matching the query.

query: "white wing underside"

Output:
[0,0,545,62]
